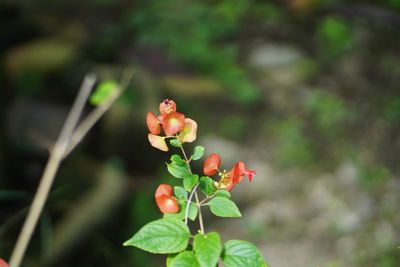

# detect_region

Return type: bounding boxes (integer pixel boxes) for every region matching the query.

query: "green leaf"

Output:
[222,240,268,267]
[208,197,241,218]
[183,174,199,191]
[167,162,190,179]
[123,218,190,254]
[171,154,185,164]
[193,232,222,267]
[164,201,198,221]
[174,186,188,200]
[199,176,216,196]
[167,253,178,267]
[170,138,182,147]
[192,146,205,160]
[90,80,118,105]
[169,251,200,267]
[215,190,231,198]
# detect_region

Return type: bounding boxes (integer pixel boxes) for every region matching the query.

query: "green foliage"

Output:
[168,251,200,267]
[170,139,182,148]
[383,97,400,123]
[215,190,231,198]
[199,176,216,196]
[174,186,188,200]
[269,119,314,168]
[316,16,353,57]
[123,218,190,254]
[192,146,205,160]
[128,0,259,102]
[208,197,241,218]
[183,174,199,191]
[167,161,190,179]
[193,232,222,267]
[306,90,348,137]
[164,201,198,221]
[89,80,118,105]
[222,240,268,267]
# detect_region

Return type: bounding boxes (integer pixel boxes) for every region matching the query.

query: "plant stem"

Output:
[63,69,133,158]
[178,144,205,233]
[195,192,204,234]
[9,74,96,267]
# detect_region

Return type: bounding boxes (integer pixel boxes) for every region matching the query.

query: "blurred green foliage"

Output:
[316,16,353,57]
[128,0,259,103]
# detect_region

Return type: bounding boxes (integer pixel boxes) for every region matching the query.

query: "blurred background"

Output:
[1,0,400,266]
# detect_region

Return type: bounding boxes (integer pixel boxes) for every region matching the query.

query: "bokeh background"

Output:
[1,0,400,266]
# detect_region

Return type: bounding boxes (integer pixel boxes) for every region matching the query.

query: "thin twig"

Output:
[63,69,134,158]
[194,192,204,234]
[9,74,96,267]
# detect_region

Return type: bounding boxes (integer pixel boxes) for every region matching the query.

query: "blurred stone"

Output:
[161,75,223,97]
[5,38,78,75]
[247,44,304,69]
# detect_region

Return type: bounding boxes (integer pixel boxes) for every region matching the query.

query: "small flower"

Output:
[148,134,168,151]
[161,112,186,136]
[179,118,197,143]
[226,161,256,191]
[154,184,179,213]
[146,112,161,135]
[159,99,177,115]
[203,153,221,176]
[0,258,8,267]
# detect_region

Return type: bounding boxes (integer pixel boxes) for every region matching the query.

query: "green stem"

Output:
[177,140,205,233]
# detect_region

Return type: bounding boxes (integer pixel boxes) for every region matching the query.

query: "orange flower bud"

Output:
[155,184,173,198]
[155,195,179,213]
[203,153,221,176]
[154,184,179,214]
[146,112,161,135]
[159,99,177,115]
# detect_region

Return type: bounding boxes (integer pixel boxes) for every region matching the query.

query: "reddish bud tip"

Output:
[203,153,221,176]
[159,99,177,115]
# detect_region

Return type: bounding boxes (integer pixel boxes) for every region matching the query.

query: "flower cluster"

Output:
[203,153,256,191]
[146,99,256,215]
[125,99,268,267]
[146,99,197,151]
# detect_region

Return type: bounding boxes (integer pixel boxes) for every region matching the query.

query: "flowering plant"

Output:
[124,99,269,267]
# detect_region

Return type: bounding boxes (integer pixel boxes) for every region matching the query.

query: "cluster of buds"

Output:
[146,99,197,151]
[203,153,256,192]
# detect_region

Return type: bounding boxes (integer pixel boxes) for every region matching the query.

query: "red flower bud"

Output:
[155,195,179,213]
[203,153,221,176]
[155,184,173,198]
[0,258,8,267]
[146,112,161,135]
[154,184,179,214]
[159,99,177,115]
